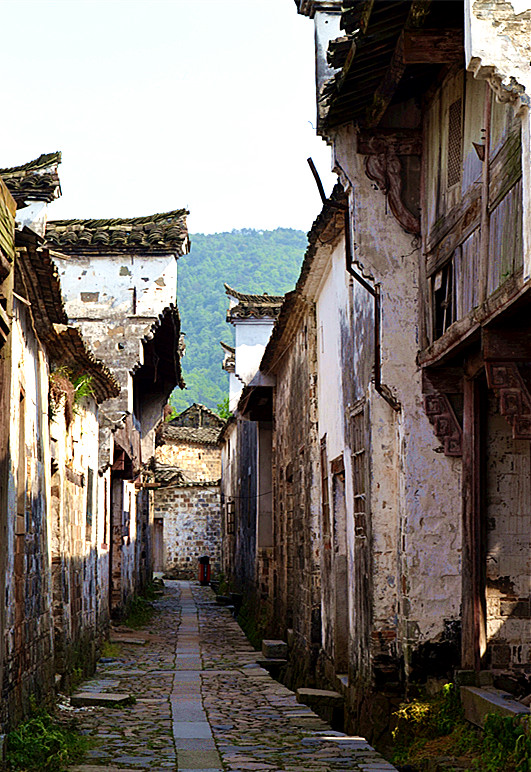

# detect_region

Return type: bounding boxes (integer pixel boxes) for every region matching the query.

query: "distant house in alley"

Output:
[219,285,282,595]
[45,210,189,615]
[153,403,223,577]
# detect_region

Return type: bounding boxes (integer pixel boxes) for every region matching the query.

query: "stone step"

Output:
[109,635,146,645]
[71,692,136,708]
[262,639,288,659]
[296,687,344,709]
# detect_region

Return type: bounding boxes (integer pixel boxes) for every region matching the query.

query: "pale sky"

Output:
[1,0,336,234]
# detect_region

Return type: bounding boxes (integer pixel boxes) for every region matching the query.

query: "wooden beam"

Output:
[402,29,464,64]
[337,0,374,92]
[366,31,406,128]
[422,366,463,394]
[461,378,486,670]
[483,328,531,362]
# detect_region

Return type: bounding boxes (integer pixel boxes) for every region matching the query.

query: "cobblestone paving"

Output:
[69,580,397,772]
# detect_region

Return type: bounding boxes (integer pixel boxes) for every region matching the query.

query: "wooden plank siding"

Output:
[425,74,523,342]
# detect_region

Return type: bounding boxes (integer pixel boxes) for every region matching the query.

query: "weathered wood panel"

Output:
[487,179,523,296]
[489,128,521,210]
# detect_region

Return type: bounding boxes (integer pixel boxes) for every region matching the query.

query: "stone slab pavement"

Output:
[69,580,397,772]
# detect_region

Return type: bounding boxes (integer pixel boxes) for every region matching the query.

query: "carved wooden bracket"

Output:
[485,362,531,440]
[358,131,421,235]
[424,393,463,456]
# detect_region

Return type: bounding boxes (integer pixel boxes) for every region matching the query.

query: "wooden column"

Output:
[461,377,486,670]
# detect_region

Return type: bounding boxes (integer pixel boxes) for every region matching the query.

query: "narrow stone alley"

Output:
[68,581,397,772]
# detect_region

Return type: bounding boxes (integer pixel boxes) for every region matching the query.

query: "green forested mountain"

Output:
[169,228,308,414]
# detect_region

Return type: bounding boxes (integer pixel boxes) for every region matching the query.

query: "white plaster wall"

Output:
[333,125,463,655]
[314,11,341,93]
[315,241,347,459]
[53,253,177,320]
[234,320,276,388]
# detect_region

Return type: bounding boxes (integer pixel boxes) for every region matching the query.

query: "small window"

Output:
[447,98,462,188]
[433,261,455,339]
[320,437,330,538]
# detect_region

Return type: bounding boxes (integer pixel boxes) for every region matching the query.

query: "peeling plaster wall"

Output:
[54,253,177,320]
[332,126,463,685]
[49,394,109,680]
[2,302,54,728]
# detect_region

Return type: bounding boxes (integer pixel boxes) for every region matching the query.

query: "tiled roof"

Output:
[220,341,235,373]
[224,284,284,304]
[45,209,189,255]
[169,403,224,429]
[154,464,219,487]
[131,304,185,391]
[225,283,284,322]
[154,465,185,485]
[159,425,221,447]
[0,152,61,206]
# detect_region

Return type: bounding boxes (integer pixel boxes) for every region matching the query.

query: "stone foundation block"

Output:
[460,686,530,728]
[262,639,288,659]
[71,692,136,707]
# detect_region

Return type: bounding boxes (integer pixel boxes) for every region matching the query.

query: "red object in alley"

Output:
[198,556,211,586]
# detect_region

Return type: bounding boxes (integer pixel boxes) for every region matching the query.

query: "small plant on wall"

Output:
[49,367,94,426]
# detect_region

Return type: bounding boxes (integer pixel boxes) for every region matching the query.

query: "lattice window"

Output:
[447,98,462,188]
[226,498,235,535]
[351,408,366,538]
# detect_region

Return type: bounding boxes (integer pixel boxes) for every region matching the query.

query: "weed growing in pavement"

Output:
[123,594,155,629]
[5,704,88,771]
[100,640,122,658]
[236,598,269,650]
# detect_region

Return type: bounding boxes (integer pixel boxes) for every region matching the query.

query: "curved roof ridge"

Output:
[48,208,188,229]
[0,151,62,175]
[224,283,284,303]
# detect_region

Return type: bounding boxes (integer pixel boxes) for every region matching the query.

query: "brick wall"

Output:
[156,442,221,482]
[154,484,221,577]
[485,394,531,669]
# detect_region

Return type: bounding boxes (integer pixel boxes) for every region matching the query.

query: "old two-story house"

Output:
[153,403,223,577]
[293,0,531,741]
[45,210,188,615]
[0,154,119,728]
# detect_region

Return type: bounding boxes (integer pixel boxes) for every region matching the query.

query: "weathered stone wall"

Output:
[2,302,54,729]
[154,484,221,576]
[269,300,321,684]
[156,442,220,481]
[49,395,110,684]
